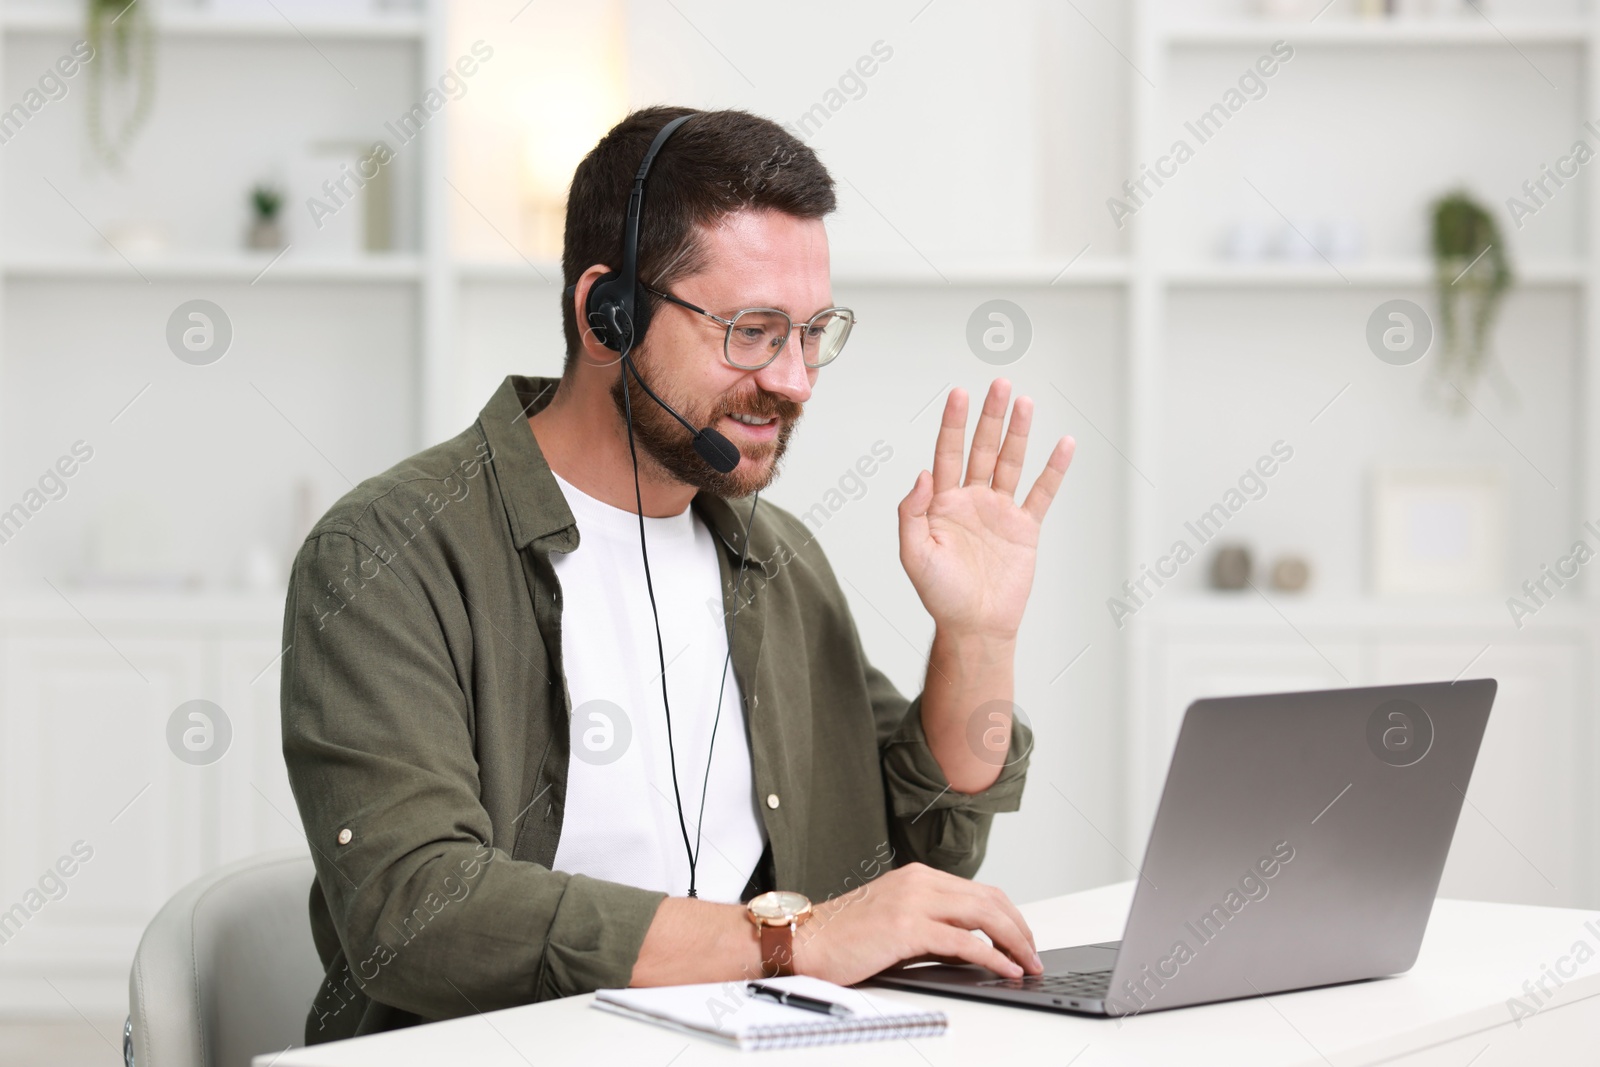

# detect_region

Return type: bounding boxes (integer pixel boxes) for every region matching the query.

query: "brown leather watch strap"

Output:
[758,921,795,978]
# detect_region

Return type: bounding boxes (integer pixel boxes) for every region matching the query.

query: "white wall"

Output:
[449,0,1138,903]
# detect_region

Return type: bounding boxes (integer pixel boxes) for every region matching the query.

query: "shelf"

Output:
[1144,594,1591,632]
[454,259,562,284]
[0,587,284,626]
[429,257,1593,291]
[833,257,1132,286]
[454,256,1134,288]
[1161,18,1593,47]
[5,251,424,282]
[457,256,1139,287]
[1161,259,1586,288]
[0,7,426,41]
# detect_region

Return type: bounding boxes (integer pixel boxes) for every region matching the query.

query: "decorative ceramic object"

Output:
[1271,555,1311,592]
[1210,544,1253,590]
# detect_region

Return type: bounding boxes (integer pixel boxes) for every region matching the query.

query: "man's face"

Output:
[612,208,831,498]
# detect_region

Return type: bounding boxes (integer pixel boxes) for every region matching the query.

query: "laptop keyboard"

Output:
[977,968,1114,998]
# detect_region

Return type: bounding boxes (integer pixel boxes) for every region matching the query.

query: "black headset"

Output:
[578,112,741,474]
[570,111,762,899]
[582,113,688,354]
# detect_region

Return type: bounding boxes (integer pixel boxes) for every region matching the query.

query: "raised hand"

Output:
[897,380,1074,641]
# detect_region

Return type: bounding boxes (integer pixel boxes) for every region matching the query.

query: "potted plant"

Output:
[86,0,155,170]
[247,183,285,250]
[1429,190,1512,413]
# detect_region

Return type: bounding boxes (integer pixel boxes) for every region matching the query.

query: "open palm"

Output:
[898,381,1075,640]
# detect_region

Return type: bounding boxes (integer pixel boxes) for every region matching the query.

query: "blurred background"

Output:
[0,0,1594,1060]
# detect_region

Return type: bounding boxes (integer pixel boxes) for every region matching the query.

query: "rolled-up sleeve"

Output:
[870,667,1033,880]
[282,529,665,1023]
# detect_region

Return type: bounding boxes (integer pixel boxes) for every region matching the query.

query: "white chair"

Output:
[126,849,323,1067]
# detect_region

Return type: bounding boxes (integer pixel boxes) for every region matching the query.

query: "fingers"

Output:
[897,469,933,561]
[802,865,1043,986]
[979,881,1038,959]
[921,922,1029,979]
[932,382,1064,507]
[1021,435,1076,524]
[898,864,1040,976]
[930,389,969,494]
[898,468,933,522]
[962,379,1012,488]
[990,394,1034,499]
[931,887,1042,976]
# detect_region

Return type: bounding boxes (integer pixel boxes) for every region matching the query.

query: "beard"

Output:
[610,355,803,498]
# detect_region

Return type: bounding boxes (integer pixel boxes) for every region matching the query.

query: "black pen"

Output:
[745,981,855,1017]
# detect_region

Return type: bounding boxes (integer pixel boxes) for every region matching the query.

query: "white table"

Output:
[257,881,1600,1066]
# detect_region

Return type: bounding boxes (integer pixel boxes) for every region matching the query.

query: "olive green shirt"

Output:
[280,374,1031,1044]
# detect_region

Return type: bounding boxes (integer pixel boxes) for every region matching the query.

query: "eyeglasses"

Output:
[645,286,855,370]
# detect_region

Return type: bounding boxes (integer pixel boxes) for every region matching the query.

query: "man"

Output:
[281,105,1074,1044]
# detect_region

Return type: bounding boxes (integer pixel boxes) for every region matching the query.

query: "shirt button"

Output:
[337,828,353,845]
[766,794,780,809]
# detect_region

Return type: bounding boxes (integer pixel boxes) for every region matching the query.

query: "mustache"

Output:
[715,389,803,423]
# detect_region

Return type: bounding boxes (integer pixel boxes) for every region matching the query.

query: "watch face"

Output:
[748,890,811,921]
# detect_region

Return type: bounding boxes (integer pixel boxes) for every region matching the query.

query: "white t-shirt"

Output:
[548,471,767,903]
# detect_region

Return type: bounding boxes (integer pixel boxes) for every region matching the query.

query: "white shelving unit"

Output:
[0,0,455,461]
[1119,1,1600,909]
[0,0,449,1016]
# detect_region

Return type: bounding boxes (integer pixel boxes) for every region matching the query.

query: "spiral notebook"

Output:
[592,975,948,1051]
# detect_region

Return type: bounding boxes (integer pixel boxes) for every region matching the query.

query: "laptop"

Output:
[873,679,1496,1017]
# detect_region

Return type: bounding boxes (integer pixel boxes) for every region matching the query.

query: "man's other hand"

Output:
[792,862,1044,984]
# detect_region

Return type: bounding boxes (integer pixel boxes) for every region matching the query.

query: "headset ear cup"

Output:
[584,270,627,352]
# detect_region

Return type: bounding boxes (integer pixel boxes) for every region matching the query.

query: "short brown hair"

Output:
[560,106,837,368]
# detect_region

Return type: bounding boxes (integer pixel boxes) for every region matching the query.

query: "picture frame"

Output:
[1370,465,1506,596]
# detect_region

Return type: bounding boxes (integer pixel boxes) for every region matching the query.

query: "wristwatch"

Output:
[745,890,813,978]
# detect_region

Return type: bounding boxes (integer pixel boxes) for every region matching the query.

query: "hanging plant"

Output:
[85,0,156,170]
[1429,190,1512,414]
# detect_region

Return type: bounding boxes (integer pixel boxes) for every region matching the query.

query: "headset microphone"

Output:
[620,357,741,473]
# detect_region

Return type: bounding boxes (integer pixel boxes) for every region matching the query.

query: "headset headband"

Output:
[616,113,695,331]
